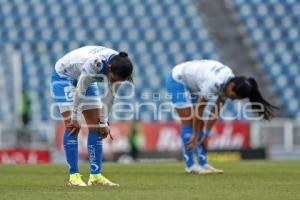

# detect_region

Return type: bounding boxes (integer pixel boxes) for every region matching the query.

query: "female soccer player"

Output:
[51,46,133,186]
[166,60,277,174]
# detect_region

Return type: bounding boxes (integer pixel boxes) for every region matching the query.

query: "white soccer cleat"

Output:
[88,174,120,187]
[202,164,224,174]
[67,173,87,187]
[185,164,211,174]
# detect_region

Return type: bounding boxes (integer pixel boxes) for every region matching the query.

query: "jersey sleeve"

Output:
[199,65,234,100]
[100,81,121,123]
[198,80,218,99]
[210,78,228,101]
[71,74,96,120]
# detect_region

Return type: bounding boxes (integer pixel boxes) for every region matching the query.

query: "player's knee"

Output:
[85,117,100,132]
[61,111,72,125]
[63,120,71,127]
[180,119,193,126]
[87,127,99,132]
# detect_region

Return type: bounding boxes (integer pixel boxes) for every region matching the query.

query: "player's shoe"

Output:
[88,174,120,187]
[202,164,224,174]
[67,173,87,187]
[185,164,211,174]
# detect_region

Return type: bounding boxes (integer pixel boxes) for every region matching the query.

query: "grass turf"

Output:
[0,161,299,200]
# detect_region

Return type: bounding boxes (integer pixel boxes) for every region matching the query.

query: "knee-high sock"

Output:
[196,131,207,166]
[88,130,103,174]
[63,128,79,174]
[181,124,195,168]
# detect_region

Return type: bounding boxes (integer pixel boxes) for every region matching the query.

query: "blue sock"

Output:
[63,128,79,174]
[88,130,103,174]
[196,131,207,166]
[181,124,195,168]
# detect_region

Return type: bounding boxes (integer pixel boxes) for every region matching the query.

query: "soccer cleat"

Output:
[202,164,224,174]
[185,164,211,174]
[67,173,87,187]
[88,174,120,187]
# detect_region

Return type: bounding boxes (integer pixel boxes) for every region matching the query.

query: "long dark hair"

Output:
[109,52,133,81]
[230,76,278,120]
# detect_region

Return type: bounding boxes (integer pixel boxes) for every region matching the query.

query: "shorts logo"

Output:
[64,85,75,101]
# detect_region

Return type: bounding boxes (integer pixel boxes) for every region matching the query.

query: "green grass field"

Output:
[0,161,299,200]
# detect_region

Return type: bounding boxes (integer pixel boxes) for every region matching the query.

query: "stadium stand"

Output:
[1,0,291,122]
[0,0,223,122]
[229,0,300,118]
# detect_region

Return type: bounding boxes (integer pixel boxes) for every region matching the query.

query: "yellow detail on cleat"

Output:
[67,173,87,187]
[88,174,120,187]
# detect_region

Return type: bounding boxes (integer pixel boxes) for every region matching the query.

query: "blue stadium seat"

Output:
[230,0,300,118]
[0,0,247,122]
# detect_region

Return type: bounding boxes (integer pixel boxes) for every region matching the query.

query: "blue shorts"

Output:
[166,73,199,108]
[51,71,101,112]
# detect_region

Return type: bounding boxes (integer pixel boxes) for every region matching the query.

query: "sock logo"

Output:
[67,140,77,145]
[91,163,99,172]
[184,154,189,162]
[199,155,206,161]
[88,145,97,171]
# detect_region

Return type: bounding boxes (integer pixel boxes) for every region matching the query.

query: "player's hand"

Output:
[187,135,198,150]
[200,136,209,149]
[66,120,81,134]
[98,126,110,139]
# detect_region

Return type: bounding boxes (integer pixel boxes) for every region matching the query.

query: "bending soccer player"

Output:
[166,60,277,174]
[51,46,133,186]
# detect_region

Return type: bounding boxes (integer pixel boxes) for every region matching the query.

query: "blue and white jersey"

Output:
[172,60,235,99]
[55,46,118,80]
[53,46,119,121]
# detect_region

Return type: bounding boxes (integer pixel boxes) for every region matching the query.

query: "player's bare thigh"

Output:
[82,108,101,132]
[61,111,71,126]
[176,106,193,126]
[60,108,100,132]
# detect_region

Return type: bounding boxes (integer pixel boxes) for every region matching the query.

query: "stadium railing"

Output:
[251,118,300,160]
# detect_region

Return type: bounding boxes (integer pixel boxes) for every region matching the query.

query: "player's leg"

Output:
[176,107,196,170]
[166,73,209,174]
[197,133,223,174]
[190,94,208,168]
[176,107,210,174]
[61,110,88,185]
[51,71,86,186]
[195,130,208,166]
[81,83,119,187]
[61,111,79,175]
[82,108,102,175]
[192,95,223,174]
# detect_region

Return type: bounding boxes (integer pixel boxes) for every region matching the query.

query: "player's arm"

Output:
[206,96,225,132]
[67,73,95,134]
[200,96,226,148]
[100,81,121,124]
[68,58,101,134]
[187,96,207,150]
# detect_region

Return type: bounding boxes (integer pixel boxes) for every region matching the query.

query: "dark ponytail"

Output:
[231,76,278,120]
[109,51,133,81]
[247,77,278,120]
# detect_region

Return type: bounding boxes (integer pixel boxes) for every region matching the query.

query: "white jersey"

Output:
[172,60,235,99]
[54,46,119,122]
[55,46,118,80]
